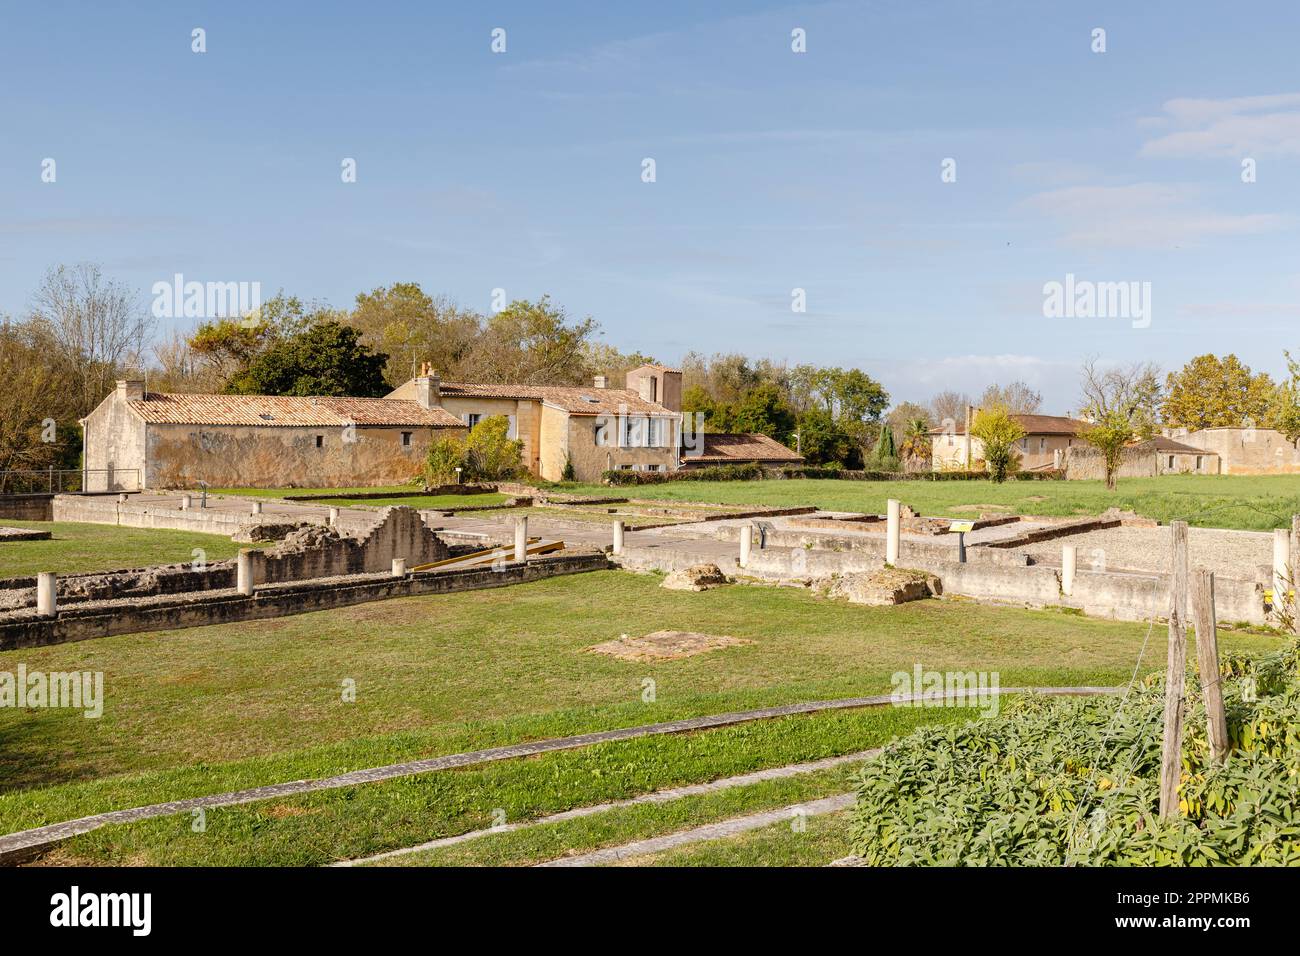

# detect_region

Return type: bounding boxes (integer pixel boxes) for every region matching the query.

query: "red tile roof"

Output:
[685,432,804,464]
[129,393,464,428]
[438,382,676,417]
[929,413,1087,437]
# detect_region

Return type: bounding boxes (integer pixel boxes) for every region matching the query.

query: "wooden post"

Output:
[1191,570,1229,765]
[1159,521,1189,819]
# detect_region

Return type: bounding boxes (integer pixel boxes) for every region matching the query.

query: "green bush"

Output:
[849,640,1300,865]
[421,434,466,486]
[601,463,764,485]
[464,416,524,481]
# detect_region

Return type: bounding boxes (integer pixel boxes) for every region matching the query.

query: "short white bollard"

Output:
[886,499,901,566]
[252,500,263,515]
[117,493,127,505]
[36,572,57,617]
[236,550,255,596]
[392,557,406,577]
[328,507,340,527]
[612,520,625,555]
[1062,544,1077,596]
[180,494,192,511]
[514,516,528,562]
[740,524,753,568]
[1273,528,1291,614]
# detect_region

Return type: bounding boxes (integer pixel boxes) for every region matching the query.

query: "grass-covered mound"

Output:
[849,640,1300,865]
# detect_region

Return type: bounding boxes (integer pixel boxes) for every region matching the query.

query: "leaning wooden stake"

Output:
[1159,520,1189,819]
[1191,569,1229,766]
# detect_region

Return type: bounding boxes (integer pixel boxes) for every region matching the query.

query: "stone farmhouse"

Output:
[81,363,800,490]
[930,412,1089,473]
[928,411,1225,477]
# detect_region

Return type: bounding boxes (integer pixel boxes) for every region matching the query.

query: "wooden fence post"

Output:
[1191,569,1229,765]
[1159,520,1189,819]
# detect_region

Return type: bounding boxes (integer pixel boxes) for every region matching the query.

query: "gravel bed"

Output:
[1022,525,1275,579]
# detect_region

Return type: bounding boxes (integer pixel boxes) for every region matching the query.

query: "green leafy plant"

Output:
[463,415,523,481]
[969,404,1025,483]
[422,434,466,486]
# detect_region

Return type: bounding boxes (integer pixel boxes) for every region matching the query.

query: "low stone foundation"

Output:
[0,551,609,650]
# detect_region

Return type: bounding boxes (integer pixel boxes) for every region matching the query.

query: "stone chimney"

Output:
[413,366,441,409]
[117,379,145,403]
[593,375,607,389]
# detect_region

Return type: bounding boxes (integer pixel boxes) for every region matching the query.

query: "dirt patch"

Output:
[949,504,1012,513]
[260,804,317,819]
[587,629,754,662]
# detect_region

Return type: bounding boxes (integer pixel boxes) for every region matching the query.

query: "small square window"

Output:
[401,431,412,448]
[315,435,324,449]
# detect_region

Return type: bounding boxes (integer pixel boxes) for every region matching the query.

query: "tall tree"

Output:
[460,296,598,385]
[970,404,1025,483]
[979,381,1042,415]
[29,263,153,415]
[225,321,390,397]
[929,390,973,432]
[1079,358,1162,490]
[1162,353,1275,430]
[346,282,481,386]
[0,318,82,485]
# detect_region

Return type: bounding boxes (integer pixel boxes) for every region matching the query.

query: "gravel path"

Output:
[1023,525,1275,579]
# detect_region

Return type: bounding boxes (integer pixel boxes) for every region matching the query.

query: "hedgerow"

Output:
[849,639,1300,865]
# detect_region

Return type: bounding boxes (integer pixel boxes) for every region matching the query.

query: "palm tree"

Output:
[899,418,932,471]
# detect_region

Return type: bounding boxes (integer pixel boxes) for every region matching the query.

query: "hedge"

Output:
[601,463,764,485]
[848,639,1300,865]
[600,464,1064,485]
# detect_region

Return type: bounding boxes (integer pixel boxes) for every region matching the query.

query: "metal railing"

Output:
[0,468,142,495]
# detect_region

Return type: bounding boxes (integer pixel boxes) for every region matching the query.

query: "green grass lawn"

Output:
[0,520,245,579]
[556,474,1300,530]
[0,571,1280,846]
[625,808,855,867]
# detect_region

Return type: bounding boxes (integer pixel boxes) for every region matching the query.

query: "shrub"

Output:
[601,462,763,485]
[849,639,1300,865]
[969,405,1025,483]
[561,455,576,482]
[464,415,524,481]
[421,434,466,486]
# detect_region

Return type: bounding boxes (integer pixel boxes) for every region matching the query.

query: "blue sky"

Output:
[2,0,1298,411]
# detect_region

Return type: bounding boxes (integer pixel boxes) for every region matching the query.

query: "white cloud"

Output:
[1019,182,1287,248]
[1140,93,1300,158]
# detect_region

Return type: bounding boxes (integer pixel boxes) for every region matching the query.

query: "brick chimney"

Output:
[117,379,145,403]
[413,365,441,409]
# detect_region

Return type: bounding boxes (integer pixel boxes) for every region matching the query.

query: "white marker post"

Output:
[514,515,528,562]
[36,572,57,617]
[180,494,192,511]
[740,524,753,568]
[612,520,625,555]
[1062,545,1077,596]
[236,550,255,596]
[328,507,340,527]
[252,500,263,515]
[886,499,901,566]
[392,557,406,578]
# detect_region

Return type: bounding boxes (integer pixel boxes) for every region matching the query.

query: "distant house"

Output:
[388,364,683,482]
[80,382,466,491]
[679,432,804,470]
[929,412,1087,472]
[81,363,693,491]
[1166,426,1300,474]
[1141,435,1221,475]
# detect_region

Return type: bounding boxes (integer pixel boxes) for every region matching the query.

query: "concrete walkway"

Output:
[536,793,856,867]
[0,686,1116,863]
[336,748,880,867]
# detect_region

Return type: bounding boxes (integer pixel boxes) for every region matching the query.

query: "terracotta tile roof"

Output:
[685,432,804,463]
[929,413,1087,437]
[439,382,676,417]
[128,393,464,428]
[1137,435,1215,454]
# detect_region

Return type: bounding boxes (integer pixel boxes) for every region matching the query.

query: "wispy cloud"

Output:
[1140,92,1300,158]
[1019,182,1287,248]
